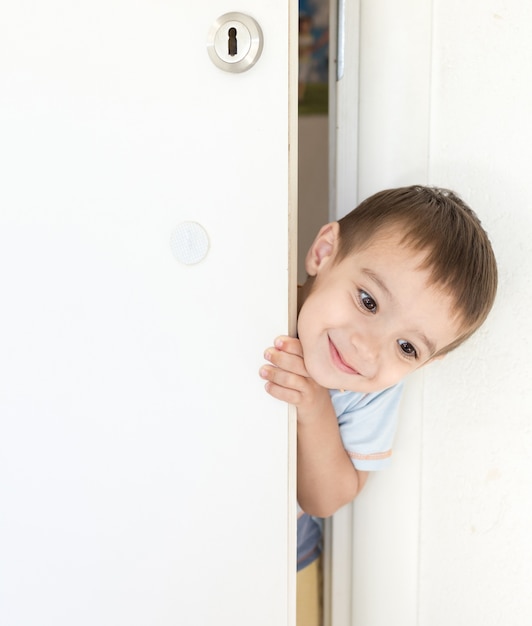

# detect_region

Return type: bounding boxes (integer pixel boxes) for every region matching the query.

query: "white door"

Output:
[0,3,297,625]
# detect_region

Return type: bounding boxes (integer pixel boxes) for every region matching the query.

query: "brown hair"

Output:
[336,185,498,355]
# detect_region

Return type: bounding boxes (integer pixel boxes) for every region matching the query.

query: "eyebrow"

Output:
[361,268,437,355]
[361,268,393,300]
[417,333,436,356]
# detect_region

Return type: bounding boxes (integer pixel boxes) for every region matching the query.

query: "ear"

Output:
[305,222,340,276]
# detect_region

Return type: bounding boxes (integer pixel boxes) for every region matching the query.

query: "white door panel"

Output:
[0,2,297,625]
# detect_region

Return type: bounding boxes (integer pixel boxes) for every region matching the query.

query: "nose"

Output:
[350,328,380,364]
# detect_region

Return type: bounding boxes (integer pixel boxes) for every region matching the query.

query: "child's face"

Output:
[297,223,461,393]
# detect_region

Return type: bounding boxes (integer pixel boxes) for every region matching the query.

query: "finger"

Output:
[263,380,301,406]
[259,364,307,393]
[263,347,309,378]
[273,336,304,357]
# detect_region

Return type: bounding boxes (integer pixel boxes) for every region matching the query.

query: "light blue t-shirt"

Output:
[297,382,404,570]
[331,383,403,471]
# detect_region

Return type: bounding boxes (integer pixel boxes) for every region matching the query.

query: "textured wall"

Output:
[420,1,532,623]
[341,1,532,625]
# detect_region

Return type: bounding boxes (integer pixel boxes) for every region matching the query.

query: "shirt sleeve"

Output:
[334,383,404,472]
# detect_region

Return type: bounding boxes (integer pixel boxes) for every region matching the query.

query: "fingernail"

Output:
[274,337,283,348]
[264,350,271,361]
[259,367,268,378]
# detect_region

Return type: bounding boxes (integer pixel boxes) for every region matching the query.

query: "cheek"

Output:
[376,355,417,384]
[296,302,317,341]
[296,319,317,363]
[296,316,327,371]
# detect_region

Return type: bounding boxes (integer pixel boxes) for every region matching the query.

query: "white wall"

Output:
[331,1,532,624]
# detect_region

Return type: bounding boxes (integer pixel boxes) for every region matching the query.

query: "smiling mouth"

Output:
[328,337,360,375]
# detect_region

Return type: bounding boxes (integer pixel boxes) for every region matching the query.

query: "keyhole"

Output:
[228,27,237,56]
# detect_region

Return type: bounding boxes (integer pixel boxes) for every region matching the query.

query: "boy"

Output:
[259,185,498,575]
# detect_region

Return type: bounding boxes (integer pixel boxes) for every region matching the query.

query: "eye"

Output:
[359,290,377,313]
[398,339,418,359]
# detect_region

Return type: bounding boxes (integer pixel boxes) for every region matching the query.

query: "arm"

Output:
[260,336,368,518]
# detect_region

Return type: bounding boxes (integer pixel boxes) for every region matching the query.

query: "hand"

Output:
[259,336,331,420]
[261,336,366,516]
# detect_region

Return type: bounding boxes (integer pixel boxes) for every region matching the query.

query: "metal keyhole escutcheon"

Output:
[207,13,263,73]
